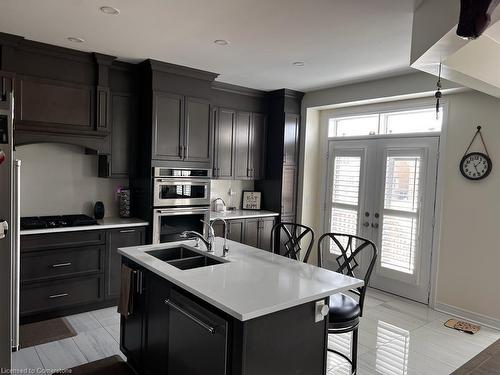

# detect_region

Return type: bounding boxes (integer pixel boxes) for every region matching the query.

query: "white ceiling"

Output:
[0,0,417,91]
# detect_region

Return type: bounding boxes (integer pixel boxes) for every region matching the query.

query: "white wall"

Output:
[301,72,500,324]
[16,143,128,218]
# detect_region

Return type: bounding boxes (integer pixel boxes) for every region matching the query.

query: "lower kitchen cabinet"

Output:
[106,227,146,300]
[244,217,275,251]
[212,216,276,251]
[20,225,146,321]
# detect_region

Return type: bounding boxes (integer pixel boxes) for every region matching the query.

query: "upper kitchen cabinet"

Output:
[139,59,218,169]
[152,93,212,164]
[213,107,267,180]
[99,62,138,178]
[0,34,116,153]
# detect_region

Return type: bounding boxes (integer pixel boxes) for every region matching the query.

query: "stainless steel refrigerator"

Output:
[0,92,20,371]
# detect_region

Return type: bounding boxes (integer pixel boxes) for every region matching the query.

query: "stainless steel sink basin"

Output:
[146,245,227,270]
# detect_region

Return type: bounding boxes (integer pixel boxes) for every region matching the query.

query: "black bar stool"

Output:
[318,233,378,375]
[270,222,314,263]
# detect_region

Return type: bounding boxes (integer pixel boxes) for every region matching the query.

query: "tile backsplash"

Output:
[210,180,255,210]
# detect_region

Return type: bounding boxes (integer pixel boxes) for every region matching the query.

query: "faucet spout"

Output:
[211,218,229,257]
[180,231,213,252]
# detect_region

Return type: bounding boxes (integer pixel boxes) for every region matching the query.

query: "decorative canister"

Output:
[118,188,131,218]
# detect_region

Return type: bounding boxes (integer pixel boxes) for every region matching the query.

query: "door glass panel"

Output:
[160,184,206,199]
[384,156,420,212]
[380,153,422,275]
[329,155,362,253]
[159,214,205,243]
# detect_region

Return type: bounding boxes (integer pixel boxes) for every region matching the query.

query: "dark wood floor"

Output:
[452,339,500,374]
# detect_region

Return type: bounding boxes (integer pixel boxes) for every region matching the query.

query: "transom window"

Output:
[328,108,442,138]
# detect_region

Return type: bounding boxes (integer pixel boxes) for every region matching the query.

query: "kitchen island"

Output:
[118,238,363,375]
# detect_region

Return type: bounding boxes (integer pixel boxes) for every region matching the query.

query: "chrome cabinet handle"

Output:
[119,229,136,233]
[372,223,379,229]
[52,262,71,268]
[49,293,69,299]
[165,298,215,334]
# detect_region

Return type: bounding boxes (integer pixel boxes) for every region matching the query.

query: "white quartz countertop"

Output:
[118,238,363,321]
[210,209,279,221]
[20,217,149,235]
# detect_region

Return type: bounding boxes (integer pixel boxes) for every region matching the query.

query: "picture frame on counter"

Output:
[242,191,262,210]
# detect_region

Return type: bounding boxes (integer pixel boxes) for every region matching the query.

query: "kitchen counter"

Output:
[20,217,149,235]
[118,237,363,321]
[210,209,279,221]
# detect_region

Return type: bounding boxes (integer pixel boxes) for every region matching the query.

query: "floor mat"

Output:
[19,317,76,348]
[55,355,134,375]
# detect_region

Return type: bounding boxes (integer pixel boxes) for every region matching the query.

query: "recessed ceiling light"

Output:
[292,61,305,67]
[99,6,120,15]
[67,37,85,43]
[214,39,229,46]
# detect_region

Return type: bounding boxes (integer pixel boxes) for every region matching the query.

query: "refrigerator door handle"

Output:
[11,159,21,351]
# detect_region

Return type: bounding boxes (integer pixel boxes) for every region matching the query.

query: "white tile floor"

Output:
[12,289,500,374]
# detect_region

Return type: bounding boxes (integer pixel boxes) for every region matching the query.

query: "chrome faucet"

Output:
[180,220,215,253]
[211,218,229,257]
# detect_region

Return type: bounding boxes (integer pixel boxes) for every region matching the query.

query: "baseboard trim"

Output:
[435,302,500,331]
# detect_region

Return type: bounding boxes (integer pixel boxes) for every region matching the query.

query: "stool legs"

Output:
[327,326,359,375]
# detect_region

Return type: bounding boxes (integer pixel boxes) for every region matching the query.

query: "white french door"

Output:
[325,136,439,303]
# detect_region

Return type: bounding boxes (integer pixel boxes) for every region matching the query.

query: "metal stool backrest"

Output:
[271,222,314,263]
[318,233,378,315]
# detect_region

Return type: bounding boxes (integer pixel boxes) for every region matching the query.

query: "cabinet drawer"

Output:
[21,230,106,251]
[20,275,103,315]
[21,246,104,283]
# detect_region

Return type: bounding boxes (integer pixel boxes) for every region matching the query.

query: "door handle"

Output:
[48,293,69,299]
[119,229,136,233]
[165,298,215,334]
[52,262,72,268]
[363,222,370,227]
[371,223,379,229]
[0,219,8,240]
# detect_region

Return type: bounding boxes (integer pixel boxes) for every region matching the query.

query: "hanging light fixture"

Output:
[435,63,442,120]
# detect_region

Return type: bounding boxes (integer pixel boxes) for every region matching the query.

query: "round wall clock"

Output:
[459,126,492,181]
[460,152,492,180]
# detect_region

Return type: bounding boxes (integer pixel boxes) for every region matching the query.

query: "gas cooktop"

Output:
[20,214,99,230]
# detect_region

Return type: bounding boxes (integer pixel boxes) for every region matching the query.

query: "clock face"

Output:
[460,152,492,180]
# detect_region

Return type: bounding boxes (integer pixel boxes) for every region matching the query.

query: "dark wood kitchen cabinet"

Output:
[105,227,145,300]
[213,108,236,179]
[213,108,266,180]
[281,166,297,217]
[244,217,275,251]
[213,219,244,243]
[99,92,137,178]
[152,92,212,165]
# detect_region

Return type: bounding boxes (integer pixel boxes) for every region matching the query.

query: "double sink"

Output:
[146,245,227,270]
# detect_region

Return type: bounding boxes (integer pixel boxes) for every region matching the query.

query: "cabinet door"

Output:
[185,97,211,163]
[120,268,144,366]
[258,218,275,252]
[106,228,145,300]
[244,219,259,248]
[234,111,252,179]
[152,92,184,161]
[228,220,244,243]
[167,289,228,375]
[109,93,135,177]
[142,272,170,375]
[283,113,300,166]
[282,166,297,216]
[250,113,267,180]
[214,108,235,178]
